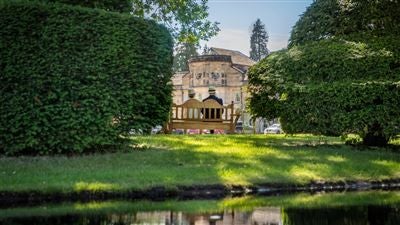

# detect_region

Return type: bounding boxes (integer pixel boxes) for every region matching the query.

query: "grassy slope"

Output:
[0,134,399,193]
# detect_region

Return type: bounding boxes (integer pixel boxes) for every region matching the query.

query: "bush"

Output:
[248,35,400,146]
[0,0,173,155]
[281,82,400,145]
[43,0,132,12]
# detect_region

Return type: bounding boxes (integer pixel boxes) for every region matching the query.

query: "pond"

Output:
[1,191,399,225]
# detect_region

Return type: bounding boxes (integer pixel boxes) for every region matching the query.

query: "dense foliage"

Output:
[44,0,219,43]
[44,0,131,12]
[131,0,220,43]
[289,0,400,46]
[0,0,173,155]
[250,18,269,62]
[249,0,400,146]
[248,34,400,145]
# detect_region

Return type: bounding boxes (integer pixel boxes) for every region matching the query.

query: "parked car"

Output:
[151,125,163,134]
[264,124,282,134]
[235,121,243,133]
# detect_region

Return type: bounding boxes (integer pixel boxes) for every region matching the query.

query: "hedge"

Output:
[281,82,400,142]
[248,34,400,145]
[251,35,400,86]
[42,0,132,12]
[0,0,173,155]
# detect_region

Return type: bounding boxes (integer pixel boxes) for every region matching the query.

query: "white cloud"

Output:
[200,29,251,55]
[201,29,289,55]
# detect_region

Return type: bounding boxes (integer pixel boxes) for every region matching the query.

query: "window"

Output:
[221,79,225,85]
[235,93,240,102]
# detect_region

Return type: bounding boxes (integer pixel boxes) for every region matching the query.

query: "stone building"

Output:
[172,47,256,126]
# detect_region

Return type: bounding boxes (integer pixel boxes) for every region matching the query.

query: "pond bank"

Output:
[2,135,399,207]
[1,178,399,208]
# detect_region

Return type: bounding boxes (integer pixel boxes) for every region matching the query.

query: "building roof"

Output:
[188,55,231,63]
[172,71,188,86]
[209,47,256,66]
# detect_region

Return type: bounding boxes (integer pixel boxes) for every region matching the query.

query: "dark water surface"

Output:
[1,191,399,225]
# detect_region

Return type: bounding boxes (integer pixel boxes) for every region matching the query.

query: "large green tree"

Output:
[172,42,199,72]
[249,18,269,61]
[47,0,219,43]
[289,0,400,46]
[248,0,400,146]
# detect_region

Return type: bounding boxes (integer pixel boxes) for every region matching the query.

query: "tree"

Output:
[248,0,400,146]
[172,42,199,72]
[47,0,220,43]
[289,0,400,46]
[132,0,220,43]
[249,19,269,62]
[202,44,210,55]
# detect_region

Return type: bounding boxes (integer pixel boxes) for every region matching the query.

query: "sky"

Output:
[200,0,313,55]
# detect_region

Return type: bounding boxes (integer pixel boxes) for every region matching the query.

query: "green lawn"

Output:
[1,134,399,193]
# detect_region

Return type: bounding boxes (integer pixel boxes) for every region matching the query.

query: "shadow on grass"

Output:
[129,135,400,185]
[1,134,399,194]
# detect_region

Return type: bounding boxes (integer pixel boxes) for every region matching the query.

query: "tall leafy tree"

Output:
[249,19,269,62]
[249,0,400,146]
[289,0,400,46]
[202,44,210,55]
[172,42,199,72]
[132,0,220,43]
[46,0,220,43]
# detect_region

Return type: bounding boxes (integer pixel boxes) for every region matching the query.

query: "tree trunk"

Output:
[362,123,389,146]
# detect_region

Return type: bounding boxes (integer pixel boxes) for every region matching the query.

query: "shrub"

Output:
[281,82,400,145]
[248,35,400,146]
[0,0,173,155]
[43,0,131,12]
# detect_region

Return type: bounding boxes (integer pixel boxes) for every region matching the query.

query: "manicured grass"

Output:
[0,134,399,193]
[1,191,399,218]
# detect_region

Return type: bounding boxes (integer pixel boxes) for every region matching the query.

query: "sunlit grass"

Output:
[74,182,119,192]
[0,134,399,193]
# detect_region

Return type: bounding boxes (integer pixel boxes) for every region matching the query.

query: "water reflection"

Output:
[1,205,399,225]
